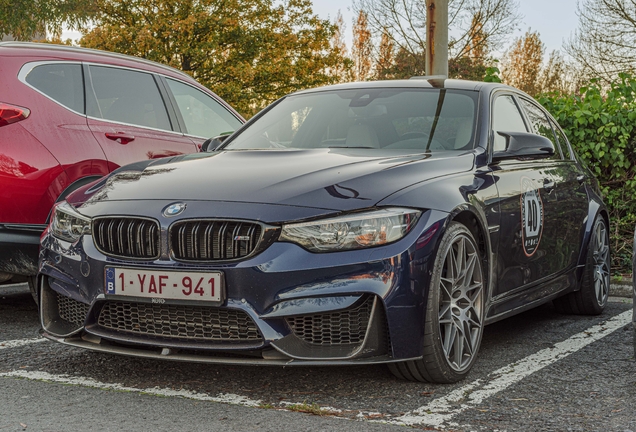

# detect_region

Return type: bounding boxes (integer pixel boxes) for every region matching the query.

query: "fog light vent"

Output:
[285,296,373,345]
[57,293,90,327]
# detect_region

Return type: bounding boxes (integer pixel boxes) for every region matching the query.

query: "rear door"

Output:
[85,64,196,170]
[490,93,563,297]
[517,97,589,273]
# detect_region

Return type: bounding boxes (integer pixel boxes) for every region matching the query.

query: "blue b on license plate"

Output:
[105,267,223,302]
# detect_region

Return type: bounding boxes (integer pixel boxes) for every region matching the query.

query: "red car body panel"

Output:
[0,42,244,279]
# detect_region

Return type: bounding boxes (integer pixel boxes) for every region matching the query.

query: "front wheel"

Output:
[388,221,486,383]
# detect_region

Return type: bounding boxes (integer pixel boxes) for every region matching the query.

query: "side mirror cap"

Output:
[492,131,555,162]
[201,133,232,152]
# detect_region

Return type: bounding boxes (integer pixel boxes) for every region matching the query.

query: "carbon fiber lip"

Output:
[39,330,419,366]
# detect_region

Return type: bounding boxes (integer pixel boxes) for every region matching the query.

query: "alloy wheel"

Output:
[592,220,610,306]
[438,233,484,372]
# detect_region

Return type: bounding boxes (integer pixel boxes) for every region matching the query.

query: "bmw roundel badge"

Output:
[163,202,186,217]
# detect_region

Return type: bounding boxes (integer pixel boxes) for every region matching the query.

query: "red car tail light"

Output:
[0,102,30,127]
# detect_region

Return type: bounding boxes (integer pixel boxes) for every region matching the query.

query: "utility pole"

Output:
[426,0,448,77]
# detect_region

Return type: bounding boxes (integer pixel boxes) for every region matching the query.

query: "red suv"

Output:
[0,42,244,293]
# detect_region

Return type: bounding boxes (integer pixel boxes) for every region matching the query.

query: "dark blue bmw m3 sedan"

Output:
[37,78,610,383]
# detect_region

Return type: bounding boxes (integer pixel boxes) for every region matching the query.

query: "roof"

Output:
[292,78,511,96]
[0,41,192,81]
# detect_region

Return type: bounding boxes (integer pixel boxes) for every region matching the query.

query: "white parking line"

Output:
[0,370,262,407]
[395,310,633,428]
[0,312,632,428]
[0,338,45,350]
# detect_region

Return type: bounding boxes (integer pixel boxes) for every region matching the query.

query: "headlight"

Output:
[279,208,421,252]
[51,201,92,243]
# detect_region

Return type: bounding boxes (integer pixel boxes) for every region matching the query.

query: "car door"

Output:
[162,77,243,148]
[84,64,197,170]
[518,97,589,273]
[490,93,563,298]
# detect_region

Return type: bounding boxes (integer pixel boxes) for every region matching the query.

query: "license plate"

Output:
[105,267,223,302]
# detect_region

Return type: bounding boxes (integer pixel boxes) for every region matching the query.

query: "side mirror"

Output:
[201,133,232,152]
[492,131,555,162]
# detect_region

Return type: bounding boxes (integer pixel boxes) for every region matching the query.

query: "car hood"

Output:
[74,148,475,212]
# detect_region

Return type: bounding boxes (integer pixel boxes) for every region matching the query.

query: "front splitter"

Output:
[40,330,419,366]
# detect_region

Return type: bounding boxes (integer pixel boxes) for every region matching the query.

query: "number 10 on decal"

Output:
[105,267,223,302]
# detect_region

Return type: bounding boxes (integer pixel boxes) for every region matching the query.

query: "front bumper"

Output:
[38,209,447,364]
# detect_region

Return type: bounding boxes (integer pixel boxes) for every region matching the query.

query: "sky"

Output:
[62,0,581,58]
[311,0,581,58]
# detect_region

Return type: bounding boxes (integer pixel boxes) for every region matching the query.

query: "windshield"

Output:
[225,88,478,151]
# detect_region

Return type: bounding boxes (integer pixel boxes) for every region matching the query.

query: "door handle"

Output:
[105,132,135,144]
[543,178,555,193]
[576,174,586,184]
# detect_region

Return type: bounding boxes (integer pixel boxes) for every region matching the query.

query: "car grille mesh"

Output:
[170,220,262,261]
[93,218,160,259]
[57,294,90,327]
[285,296,373,345]
[97,302,262,342]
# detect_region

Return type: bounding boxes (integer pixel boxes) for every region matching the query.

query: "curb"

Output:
[610,282,633,299]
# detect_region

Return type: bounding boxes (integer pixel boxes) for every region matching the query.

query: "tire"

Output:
[27,275,38,305]
[553,216,610,315]
[388,221,486,383]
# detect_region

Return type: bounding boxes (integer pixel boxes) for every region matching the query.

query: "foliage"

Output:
[501,30,544,96]
[483,60,502,83]
[353,0,519,64]
[566,0,636,82]
[539,51,571,94]
[375,28,394,80]
[80,0,349,117]
[362,4,504,81]
[329,10,353,82]
[449,56,487,81]
[537,73,636,273]
[0,0,92,40]
[378,47,425,79]
[351,10,373,81]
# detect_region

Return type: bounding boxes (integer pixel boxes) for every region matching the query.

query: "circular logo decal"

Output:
[163,202,186,217]
[520,177,544,257]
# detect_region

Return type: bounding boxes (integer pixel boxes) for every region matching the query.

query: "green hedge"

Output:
[537,73,636,274]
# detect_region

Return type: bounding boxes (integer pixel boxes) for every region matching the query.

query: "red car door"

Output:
[84,64,196,171]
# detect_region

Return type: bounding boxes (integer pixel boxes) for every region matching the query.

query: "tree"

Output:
[501,30,544,96]
[467,12,487,63]
[0,0,92,40]
[566,0,636,81]
[80,0,349,117]
[351,10,373,81]
[352,0,520,73]
[375,28,395,79]
[330,10,354,82]
[538,50,583,94]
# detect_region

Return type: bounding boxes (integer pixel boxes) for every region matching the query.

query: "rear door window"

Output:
[518,98,561,160]
[166,78,242,138]
[25,63,85,113]
[550,119,573,160]
[86,65,172,131]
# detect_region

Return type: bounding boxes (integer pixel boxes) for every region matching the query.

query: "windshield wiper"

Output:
[327,146,376,149]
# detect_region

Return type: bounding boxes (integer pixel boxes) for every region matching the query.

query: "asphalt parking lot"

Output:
[1,283,634,431]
